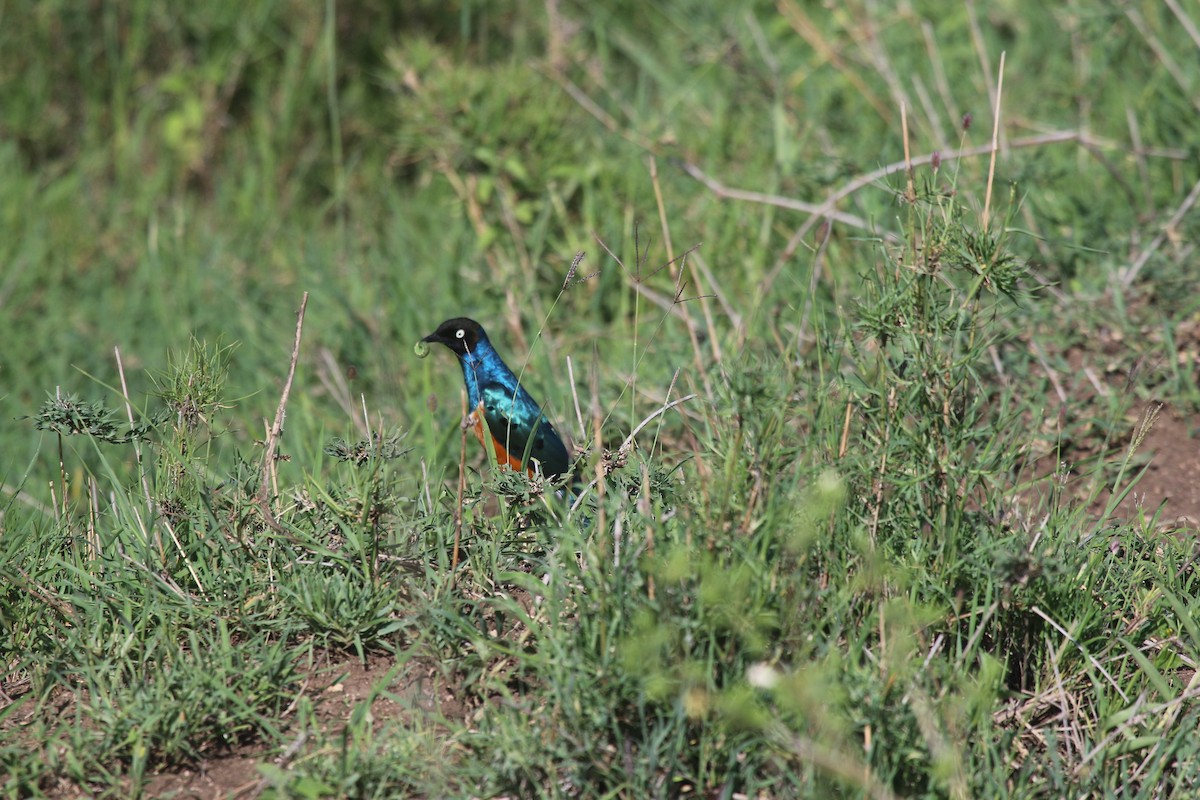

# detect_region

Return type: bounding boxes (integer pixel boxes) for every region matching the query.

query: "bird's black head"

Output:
[422,317,487,357]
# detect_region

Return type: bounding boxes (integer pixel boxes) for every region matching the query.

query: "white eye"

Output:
[455,329,466,339]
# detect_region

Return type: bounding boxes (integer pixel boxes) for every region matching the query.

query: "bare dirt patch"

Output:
[135,651,459,800]
[1108,406,1200,526]
[1021,296,1200,532]
[1030,401,1200,533]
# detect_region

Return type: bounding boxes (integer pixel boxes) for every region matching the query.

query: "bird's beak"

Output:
[421,331,440,344]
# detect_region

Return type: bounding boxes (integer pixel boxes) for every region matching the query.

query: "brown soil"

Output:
[1106,406,1200,526]
[140,652,467,800]
[1022,310,1200,530]
[4,651,464,800]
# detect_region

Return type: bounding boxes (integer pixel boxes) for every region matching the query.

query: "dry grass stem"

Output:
[982,51,1006,231]
[258,291,309,535]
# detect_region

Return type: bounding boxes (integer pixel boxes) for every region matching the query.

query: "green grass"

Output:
[3,1,1200,797]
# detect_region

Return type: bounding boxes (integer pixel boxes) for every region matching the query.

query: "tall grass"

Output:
[3,1,1200,798]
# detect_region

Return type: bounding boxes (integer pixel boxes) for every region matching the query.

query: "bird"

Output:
[420,317,572,481]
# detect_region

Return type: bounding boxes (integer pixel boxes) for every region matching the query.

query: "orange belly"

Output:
[471,408,530,474]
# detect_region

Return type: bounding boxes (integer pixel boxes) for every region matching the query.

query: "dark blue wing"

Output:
[479,383,571,477]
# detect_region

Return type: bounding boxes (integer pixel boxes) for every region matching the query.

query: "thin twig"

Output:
[619,393,698,453]
[982,51,1006,231]
[591,357,606,536]
[838,400,853,460]
[567,355,586,444]
[9,565,76,620]
[701,129,1087,305]
[654,156,722,365]
[114,347,155,521]
[867,388,896,545]
[650,157,714,400]
[1081,366,1109,399]
[899,100,918,267]
[1120,176,1200,288]
[315,346,367,437]
[641,461,655,600]
[901,102,915,204]
[688,129,1084,230]
[796,219,833,352]
[688,250,742,332]
[159,510,206,595]
[959,601,999,664]
[626,280,693,320]
[680,160,889,232]
[55,387,66,521]
[1030,605,1129,703]
[453,389,467,583]
[86,476,99,561]
[1029,340,1067,408]
[1125,105,1153,215]
[258,292,309,535]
